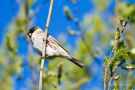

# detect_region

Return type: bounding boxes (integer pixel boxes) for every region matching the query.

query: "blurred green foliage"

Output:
[92,0,110,11]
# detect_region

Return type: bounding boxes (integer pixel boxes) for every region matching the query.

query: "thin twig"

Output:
[29,0,48,20]
[104,17,129,90]
[107,18,129,90]
[57,63,63,85]
[108,63,118,90]
[104,52,113,90]
[104,0,119,89]
[104,42,117,90]
[108,77,113,90]
[24,0,37,89]
[108,57,122,89]
[10,0,17,17]
[108,59,125,90]
[71,0,102,67]
[105,0,118,89]
[39,0,54,90]
[114,0,118,28]
[26,37,37,90]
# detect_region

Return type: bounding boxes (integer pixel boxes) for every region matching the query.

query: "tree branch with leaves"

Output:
[104,17,130,90]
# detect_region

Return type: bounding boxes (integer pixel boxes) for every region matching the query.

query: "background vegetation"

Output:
[0,0,135,90]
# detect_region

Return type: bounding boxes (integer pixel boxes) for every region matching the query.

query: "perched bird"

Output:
[27,26,84,68]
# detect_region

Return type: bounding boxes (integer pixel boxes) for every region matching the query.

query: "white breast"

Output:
[31,34,57,57]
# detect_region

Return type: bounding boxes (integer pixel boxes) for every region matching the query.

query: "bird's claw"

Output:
[43,38,47,42]
[42,56,45,59]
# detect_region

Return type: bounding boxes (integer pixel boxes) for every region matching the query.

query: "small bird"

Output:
[27,26,84,68]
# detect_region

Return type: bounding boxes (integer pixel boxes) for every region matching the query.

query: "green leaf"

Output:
[115,28,120,36]
[119,16,128,26]
[64,6,72,20]
[121,64,135,70]
[109,47,129,69]
[117,41,126,49]
[119,16,125,25]
[93,0,110,11]
[67,27,75,35]
[104,55,108,64]
[113,75,121,80]
[112,86,119,90]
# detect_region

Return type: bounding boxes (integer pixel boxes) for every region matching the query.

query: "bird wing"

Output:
[47,34,69,53]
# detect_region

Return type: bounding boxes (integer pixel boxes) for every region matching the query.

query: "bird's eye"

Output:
[30,29,32,32]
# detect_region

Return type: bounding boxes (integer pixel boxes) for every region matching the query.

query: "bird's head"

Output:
[27,26,40,38]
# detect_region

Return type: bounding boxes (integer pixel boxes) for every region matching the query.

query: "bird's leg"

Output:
[42,38,47,43]
[42,56,45,59]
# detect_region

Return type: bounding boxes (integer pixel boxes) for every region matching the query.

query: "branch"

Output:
[29,0,48,20]
[39,0,54,90]
[67,0,102,68]
[57,62,63,85]
[107,17,129,90]
[104,0,118,89]
[104,17,129,90]
[24,0,37,89]
[10,0,17,17]
[108,63,120,89]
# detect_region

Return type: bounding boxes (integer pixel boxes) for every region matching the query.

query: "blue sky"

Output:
[0,0,93,45]
[0,0,135,90]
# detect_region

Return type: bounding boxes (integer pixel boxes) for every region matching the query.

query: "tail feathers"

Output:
[69,58,84,68]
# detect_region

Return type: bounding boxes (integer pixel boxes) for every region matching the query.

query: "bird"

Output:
[27,26,84,68]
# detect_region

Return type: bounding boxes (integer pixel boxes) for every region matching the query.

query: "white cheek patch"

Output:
[29,33,32,36]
